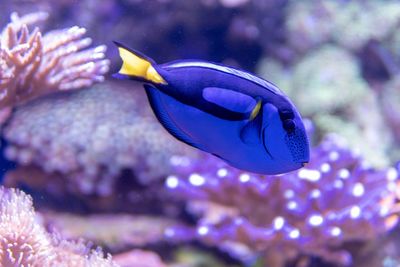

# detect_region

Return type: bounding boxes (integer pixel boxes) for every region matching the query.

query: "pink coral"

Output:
[0,186,52,266]
[0,186,118,267]
[0,11,109,114]
[113,250,167,267]
[165,135,399,267]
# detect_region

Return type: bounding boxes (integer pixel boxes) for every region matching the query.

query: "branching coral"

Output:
[165,135,399,267]
[3,81,197,196]
[0,186,118,267]
[0,11,109,114]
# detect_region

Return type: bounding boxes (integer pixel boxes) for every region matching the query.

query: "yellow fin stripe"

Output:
[117,47,167,84]
[147,65,167,84]
[250,100,262,120]
[118,47,149,76]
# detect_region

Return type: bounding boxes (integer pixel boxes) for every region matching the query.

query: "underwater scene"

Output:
[2,0,400,266]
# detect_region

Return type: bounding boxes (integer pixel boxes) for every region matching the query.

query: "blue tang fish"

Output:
[113,42,310,174]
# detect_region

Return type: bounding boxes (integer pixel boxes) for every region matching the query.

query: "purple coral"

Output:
[165,134,399,266]
[0,11,109,112]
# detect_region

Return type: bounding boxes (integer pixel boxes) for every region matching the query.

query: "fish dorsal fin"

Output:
[144,84,204,150]
[202,87,257,115]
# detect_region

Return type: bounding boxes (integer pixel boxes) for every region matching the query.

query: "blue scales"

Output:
[114,42,310,174]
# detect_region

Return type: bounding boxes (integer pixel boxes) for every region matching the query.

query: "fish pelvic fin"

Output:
[113,41,167,85]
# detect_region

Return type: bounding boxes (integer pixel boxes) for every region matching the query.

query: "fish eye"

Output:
[283,119,295,133]
[279,109,294,120]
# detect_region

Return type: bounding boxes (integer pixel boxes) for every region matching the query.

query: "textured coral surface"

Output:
[166,135,399,267]
[4,81,196,196]
[0,186,118,267]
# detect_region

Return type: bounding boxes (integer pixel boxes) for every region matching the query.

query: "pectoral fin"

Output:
[249,99,262,120]
[240,104,263,145]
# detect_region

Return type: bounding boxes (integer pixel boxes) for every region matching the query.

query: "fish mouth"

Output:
[262,127,273,160]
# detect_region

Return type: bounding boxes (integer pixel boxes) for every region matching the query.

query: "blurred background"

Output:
[1,0,400,267]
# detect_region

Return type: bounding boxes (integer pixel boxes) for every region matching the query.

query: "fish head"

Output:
[262,103,310,173]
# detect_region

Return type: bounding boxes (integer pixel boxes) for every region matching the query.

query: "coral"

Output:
[0,186,118,267]
[258,45,369,116]
[258,0,400,168]
[50,239,118,267]
[286,0,337,53]
[172,248,237,267]
[113,250,167,267]
[43,212,181,251]
[382,77,400,144]
[312,88,393,168]
[164,135,399,267]
[4,165,184,216]
[313,114,389,168]
[0,186,52,266]
[290,45,368,116]
[286,0,400,52]
[257,45,392,167]
[3,81,197,196]
[0,11,109,112]
[342,92,394,167]
[332,1,400,51]
[3,0,289,71]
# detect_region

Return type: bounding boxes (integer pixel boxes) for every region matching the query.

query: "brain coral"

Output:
[3,81,196,195]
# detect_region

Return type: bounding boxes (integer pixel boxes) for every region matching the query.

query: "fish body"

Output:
[114,42,309,174]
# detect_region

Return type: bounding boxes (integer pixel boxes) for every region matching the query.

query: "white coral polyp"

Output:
[0,187,118,267]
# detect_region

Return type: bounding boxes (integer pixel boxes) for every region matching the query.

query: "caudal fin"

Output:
[113,41,167,85]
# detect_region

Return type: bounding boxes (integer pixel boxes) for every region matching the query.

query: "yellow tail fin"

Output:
[115,42,167,85]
